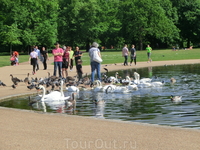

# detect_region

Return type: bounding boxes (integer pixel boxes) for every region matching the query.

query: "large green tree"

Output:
[171,0,200,48]
[120,0,179,50]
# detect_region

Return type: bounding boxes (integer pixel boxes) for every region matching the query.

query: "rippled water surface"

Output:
[1,64,200,129]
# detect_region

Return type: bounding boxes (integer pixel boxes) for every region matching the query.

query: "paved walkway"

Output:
[0,57,200,149]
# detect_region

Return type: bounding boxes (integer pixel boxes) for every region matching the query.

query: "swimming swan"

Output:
[39,82,70,101]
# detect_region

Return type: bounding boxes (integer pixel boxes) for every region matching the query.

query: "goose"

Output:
[170,95,182,102]
[39,80,70,101]
[10,74,21,85]
[24,73,30,85]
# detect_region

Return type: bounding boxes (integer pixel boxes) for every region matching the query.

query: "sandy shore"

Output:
[0,57,200,150]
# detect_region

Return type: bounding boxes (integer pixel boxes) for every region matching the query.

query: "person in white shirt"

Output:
[34,46,40,71]
[29,48,38,75]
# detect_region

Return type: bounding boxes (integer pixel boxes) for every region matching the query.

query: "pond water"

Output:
[1,64,200,129]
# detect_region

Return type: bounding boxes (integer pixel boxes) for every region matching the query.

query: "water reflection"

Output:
[1,64,200,129]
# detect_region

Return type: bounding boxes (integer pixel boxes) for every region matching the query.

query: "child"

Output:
[76,59,83,82]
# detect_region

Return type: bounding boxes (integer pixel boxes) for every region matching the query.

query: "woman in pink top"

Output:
[52,42,64,77]
[122,44,129,66]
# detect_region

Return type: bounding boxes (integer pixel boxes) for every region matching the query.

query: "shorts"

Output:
[62,61,69,69]
[147,53,151,59]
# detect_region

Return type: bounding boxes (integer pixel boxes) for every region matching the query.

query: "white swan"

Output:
[38,80,66,99]
[151,81,164,87]
[93,80,103,92]
[102,84,116,93]
[107,72,119,83]
[39,82,70,102]
[66,85,79,92]
[133,72,140,84]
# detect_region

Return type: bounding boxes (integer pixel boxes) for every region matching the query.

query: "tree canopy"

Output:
[0,0,199,52]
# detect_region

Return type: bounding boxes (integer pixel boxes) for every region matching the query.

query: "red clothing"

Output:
[63,50,70,60]
[52,48,64,62]
[13,51,19,57]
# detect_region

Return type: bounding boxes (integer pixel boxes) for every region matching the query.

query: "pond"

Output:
[1,64,200,129]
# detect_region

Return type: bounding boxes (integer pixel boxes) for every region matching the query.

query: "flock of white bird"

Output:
[34,71,181,113]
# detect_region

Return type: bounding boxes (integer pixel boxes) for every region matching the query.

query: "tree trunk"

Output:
[86,39,90,52]
[139,35,143,50]
[10,44,12,55]
[187,38,190,48]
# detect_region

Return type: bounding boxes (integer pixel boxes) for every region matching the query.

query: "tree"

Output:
[171,0,200,48]
[120,0,179,50]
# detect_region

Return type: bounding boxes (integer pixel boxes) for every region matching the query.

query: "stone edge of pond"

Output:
[0,92,38,102]
[0,104,200,132]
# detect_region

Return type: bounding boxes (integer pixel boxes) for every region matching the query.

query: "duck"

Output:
[170,95,182,102]
[170,78,176,83]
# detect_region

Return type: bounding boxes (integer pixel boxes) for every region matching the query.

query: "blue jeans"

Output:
[91,61,101,83]
[53,61,62,77]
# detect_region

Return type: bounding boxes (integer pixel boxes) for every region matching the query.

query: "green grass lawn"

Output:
[0,48,199,67]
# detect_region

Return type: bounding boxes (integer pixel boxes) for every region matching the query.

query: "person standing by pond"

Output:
[74,46,83,67]
[34,46,40,71]
[29,48,38,75]
[146,45,152,63]
[122,44,129,66]
[69,46,74,71]
[130,44,137,66]
[89,42,102,86]
[52,42,64,78]
[62,46,70,78]
[40,46,49,70]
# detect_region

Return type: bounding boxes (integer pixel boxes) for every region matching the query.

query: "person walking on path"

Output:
[40,46,49,70]
[74,46,83,67]
[146,45,152,63]
[62,46,70,78]
[89,42,102,86]
[34,46,40,71]
[29,48,38,75]
[52,42,64,78]
[69,46,74,71]
[76,59,83,82]
[122,44,129,66]
[130,44,137,66]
